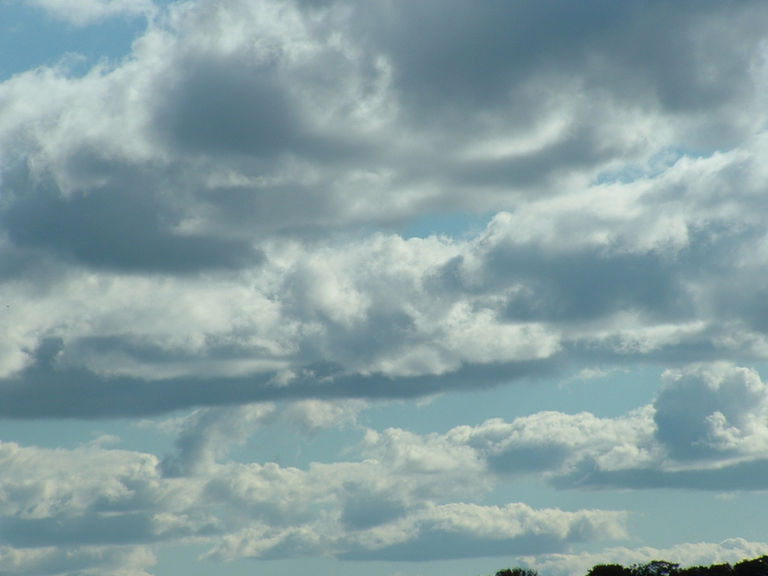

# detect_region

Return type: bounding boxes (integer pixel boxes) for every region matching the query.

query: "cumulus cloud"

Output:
[0,441,216,545]
[2,0,768,416]
[455,408,658,477]
[0,438,208,575]
[0,364,765,573]
[654,364,768,460]
[200,460,626,562]
[338,364,768,491]
[0,421,625,572]
[0,205,766,417]
[335,503,626,561]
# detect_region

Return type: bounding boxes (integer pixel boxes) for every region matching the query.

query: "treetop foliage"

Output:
[487,554,768,576]
[495,569,539,576]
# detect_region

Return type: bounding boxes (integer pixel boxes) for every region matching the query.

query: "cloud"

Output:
[3,0,768,417]
[1,196,768,417]
[280,399,366,433]
[0,364,765,572]
[457,408,657,476]
[0,420,624,571]
[0,545,156,576]
[351,1,767,118]
[1,166,264,274]
[557,364,768,490]
[334,363,768,491]
[547,364,768,490]
[653,363,768,460]
[5,1,768,573]
[158,399,365,475]
[160,403,276,476]
[204,498,626,562]
[0,441,215,545]
[0,191,758,418]
[0,438,207,574]
[335,503,626,562]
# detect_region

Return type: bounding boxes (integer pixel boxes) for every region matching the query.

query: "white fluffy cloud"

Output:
[341,364,768,491]
[654,364,768,460]
[0,404,627,573]
[235,502,626,562]
[0,367,766,573]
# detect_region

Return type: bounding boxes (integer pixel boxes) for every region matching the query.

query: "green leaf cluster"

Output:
[486,554,768,576]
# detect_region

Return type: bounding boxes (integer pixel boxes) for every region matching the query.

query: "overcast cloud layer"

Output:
[3,0,768,574]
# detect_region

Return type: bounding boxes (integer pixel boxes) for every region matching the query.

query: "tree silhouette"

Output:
[630,561,681,576]
[734,556,768,576]
[587,564,631,576]
[678,563,732,576]
[495,568,539,576]
[486,554,768,576]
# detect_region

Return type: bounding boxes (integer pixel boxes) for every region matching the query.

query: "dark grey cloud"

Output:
[156,57,301,157]
[484,247,689,324]
[154,54,372,164]
[339,486,408,530]
[151,22,382,164]
[451,125,621,189]
[189,179,348,239]
[354,0,765,117]
[486,443,571,475]
[552,457,768,492]
[2,0,765,280]
[0,162,262,274]
[0,510,213,548]
[353,1,625,111]
[0,338,556,418]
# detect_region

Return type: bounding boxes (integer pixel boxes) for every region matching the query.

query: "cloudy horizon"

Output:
[3,1,768,575]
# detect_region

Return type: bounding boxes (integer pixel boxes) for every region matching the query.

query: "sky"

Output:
[4,1,768,575]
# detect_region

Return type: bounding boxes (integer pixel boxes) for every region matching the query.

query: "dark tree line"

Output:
[493,569,540,576]
[488,555,768,576]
